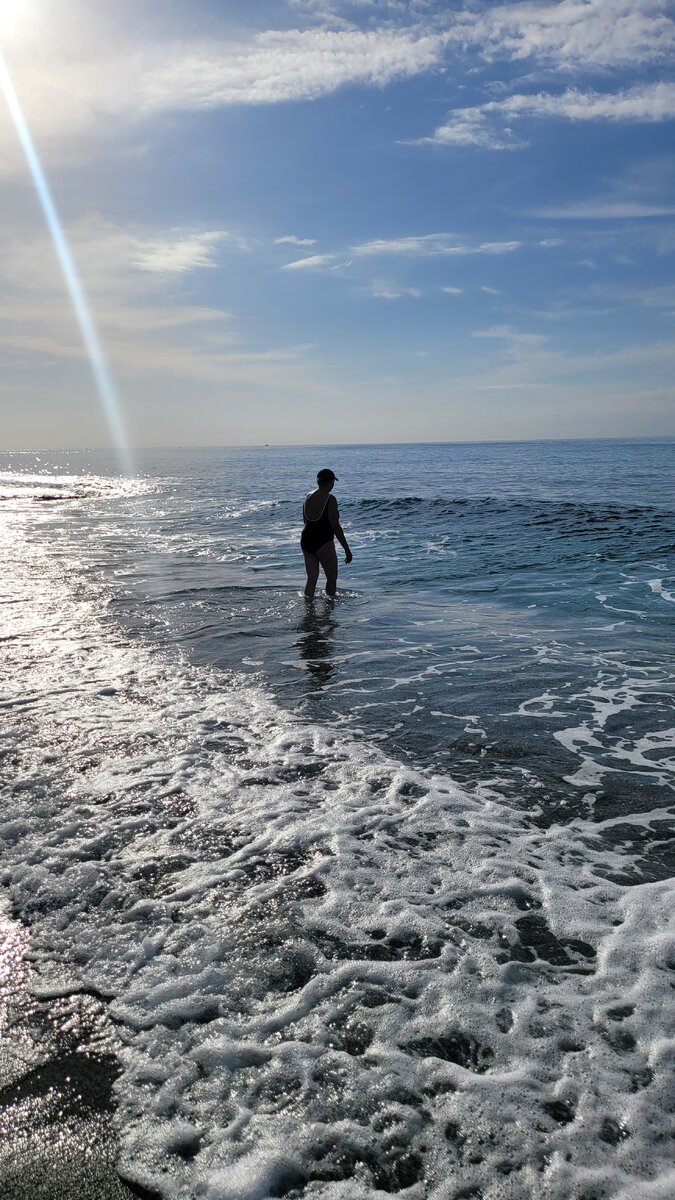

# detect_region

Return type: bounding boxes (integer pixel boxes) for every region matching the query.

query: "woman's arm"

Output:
[328,496,353,563]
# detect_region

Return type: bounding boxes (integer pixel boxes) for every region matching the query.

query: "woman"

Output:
[300,468,352,599]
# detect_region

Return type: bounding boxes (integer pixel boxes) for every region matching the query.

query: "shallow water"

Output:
[1,441,674,1199]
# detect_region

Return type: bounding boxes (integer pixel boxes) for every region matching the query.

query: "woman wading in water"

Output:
[300,468,352,599]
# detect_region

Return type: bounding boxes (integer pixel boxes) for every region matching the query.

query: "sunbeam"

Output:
[0,49,132,473]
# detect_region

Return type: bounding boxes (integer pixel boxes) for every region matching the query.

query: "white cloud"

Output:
[132,230,238,274]
[469,0,675,70]
[351,234,522,255]
[369,281,423,299]
[505,81,675,122]
[441,285,463,294]
[481,286,501,294]
[416,109,524,150]
[423,82,675,149]
[140,27,448,110]
[3,3,672,180]
[479,242,521,254]
[0,217,246,295]
[473,325,549,351]
[0,215,308,390]
[282,253,338,270]
[292,0,675,70]
[1,20,449,177]
[274,235,318,246]
[277,234,523,277]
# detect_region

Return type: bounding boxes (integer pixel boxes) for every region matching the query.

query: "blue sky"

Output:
[1,0,674,448]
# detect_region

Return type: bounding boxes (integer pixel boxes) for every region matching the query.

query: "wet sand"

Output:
[0,917,153,1200]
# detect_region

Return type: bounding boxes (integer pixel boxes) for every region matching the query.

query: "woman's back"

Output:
[303,488,334,521]
[301,488,335,554]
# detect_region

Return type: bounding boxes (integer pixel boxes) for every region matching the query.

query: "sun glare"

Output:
[0,0,31,41]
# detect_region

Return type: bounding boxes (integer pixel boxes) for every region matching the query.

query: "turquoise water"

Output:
[1,439,674,1198]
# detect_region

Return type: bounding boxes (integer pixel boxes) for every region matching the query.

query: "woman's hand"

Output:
[345,549,353,564]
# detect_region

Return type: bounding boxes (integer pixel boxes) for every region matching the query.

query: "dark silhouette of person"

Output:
[300,468,352,599]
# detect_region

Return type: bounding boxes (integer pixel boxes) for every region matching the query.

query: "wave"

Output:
[352,496,672,518]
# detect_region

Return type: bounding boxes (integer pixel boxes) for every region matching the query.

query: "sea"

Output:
[1,439,673,1200]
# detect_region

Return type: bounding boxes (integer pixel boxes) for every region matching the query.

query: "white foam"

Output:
[521,663,675,792]
[648,578,675,603]
[1,504,674,1199]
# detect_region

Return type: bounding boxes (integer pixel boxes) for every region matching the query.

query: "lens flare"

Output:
[0,50,132,473]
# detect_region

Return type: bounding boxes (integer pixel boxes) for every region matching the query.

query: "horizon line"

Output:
[2,434,674,454]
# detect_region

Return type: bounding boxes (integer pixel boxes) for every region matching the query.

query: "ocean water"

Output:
[1,440,674,1200]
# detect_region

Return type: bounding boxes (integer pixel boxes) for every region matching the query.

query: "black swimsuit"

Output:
[301,495,335,554]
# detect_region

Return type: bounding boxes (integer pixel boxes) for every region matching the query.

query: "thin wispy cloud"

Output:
[0,327,319,388]
[278,234,523,277]
[468,0,675,70]
[592,282,675,311]
[529,156,675,219]
[3,3,673,179]
[0,215,294,391]
[469,322,675,381]
[531,200,675,219]
[3,216,204,286]
[473,326,549,350]
[1,218,246,295]
[274,235,317,246]
[475,383,553,389]
[282,254,339,270]
[0,22,449,177]
[422,82,675,149]
[369,281,423,299]
[141,28,448,110]
[132,231,240,274]
[0,301,231,336]
[351,234,522,256]
[293,0,675,70]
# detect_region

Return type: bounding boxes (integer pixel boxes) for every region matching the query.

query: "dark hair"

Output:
[317,468,337,484]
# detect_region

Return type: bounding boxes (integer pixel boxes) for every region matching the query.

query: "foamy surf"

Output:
[1,496,674,1199]
[0,469,157,504]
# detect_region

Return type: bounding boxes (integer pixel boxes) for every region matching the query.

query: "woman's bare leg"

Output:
[316,541,338,597]
[303,551,320,599]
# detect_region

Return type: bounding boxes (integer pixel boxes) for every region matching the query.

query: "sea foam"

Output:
[1,497,674,1200]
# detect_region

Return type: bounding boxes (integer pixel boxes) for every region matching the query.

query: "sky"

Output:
[1,0,674,450]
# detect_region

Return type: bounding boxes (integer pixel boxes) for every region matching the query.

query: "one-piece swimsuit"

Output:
[300,495,334,554]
